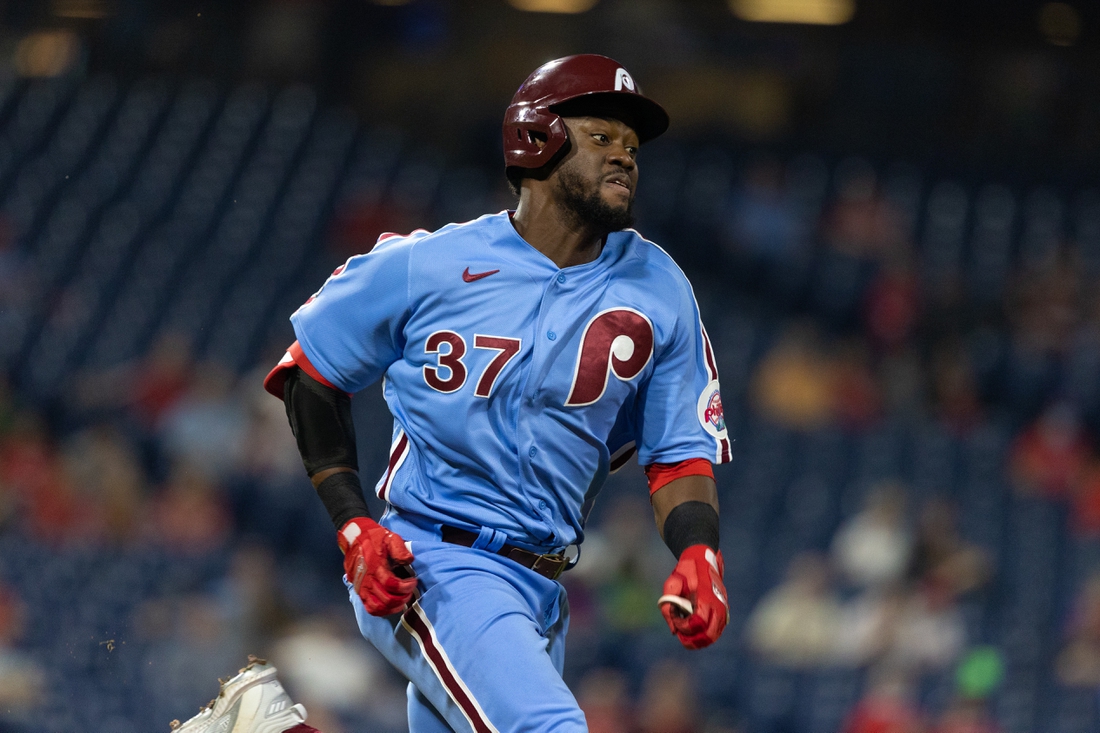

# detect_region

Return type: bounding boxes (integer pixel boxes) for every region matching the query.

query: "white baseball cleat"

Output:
[169,656,307,733]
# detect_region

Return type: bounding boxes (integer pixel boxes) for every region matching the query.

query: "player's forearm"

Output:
[283,367,372,526]
[651,474,720,556]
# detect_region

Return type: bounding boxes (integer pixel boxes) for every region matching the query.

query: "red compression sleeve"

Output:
[644,458,714,496]
[264,340,340,399]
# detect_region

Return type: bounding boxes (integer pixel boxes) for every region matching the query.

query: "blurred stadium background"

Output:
[0,0,1099,730]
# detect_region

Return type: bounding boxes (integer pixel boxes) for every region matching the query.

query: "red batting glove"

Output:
[338,517,417,616]
[659,545,729,649]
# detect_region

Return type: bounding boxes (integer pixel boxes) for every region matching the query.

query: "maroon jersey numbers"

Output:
[424,331,522,398]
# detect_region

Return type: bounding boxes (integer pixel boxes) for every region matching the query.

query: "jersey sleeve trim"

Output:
[263,340,344,399]
[699,324,732,464]
[644,458,714,496]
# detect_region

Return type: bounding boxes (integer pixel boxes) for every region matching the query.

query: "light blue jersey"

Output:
[291,211,730,551]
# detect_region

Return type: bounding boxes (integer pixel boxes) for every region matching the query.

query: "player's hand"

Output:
[659,545,728,649]
[338,517,417,616]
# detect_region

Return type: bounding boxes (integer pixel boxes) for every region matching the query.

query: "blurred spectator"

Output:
[76,331,194,429]
[888,583,966,672]
[159,360,248,481]
[841,665,924,733]
[576,667,633,733]
[929,342,984,434]
[864,251,920,352]
[215,543,296,654]
[635,660,700,733]
[832,338,883,430]
[0,410,57,504]
[0,409,102,543]
[0,584,44,717]
[933,697,1001,733]
[750,323,836,430]
[747,552,842,668]
[1070,459,1100,536]
[907,499,992,597]
[1008,261,1079,358]
[723,155,806,263]
[273,612,402,730]
[834,586,906,668]
[1055,571,1100,686]
[60,423,147,545]
[823,162,908,260]
[571,494,673,633]
[143,459,232,553]
[1003,263,1079,411]
[1008,401,1089,499]
[0,410,55,533]
[837,584,966,673]
[832,483,912,590]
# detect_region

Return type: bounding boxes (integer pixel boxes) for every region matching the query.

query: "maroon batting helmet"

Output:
[503,54,669,182]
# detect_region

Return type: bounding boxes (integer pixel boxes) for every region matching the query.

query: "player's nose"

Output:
[606,143,636,171]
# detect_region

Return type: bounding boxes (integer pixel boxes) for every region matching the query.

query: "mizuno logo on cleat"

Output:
[462,267,499,282]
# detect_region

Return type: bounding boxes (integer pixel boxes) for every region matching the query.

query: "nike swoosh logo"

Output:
[462,267,500,282]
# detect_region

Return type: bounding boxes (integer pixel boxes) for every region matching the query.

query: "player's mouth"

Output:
[602,175,632,194]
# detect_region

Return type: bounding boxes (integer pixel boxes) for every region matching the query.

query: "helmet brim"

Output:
[549,91,669,144]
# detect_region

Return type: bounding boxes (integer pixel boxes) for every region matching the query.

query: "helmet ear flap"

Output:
[503,113,571,194]
[503,109,569,171]
[505,131,572,195]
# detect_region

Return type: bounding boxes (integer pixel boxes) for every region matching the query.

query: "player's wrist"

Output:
[663,501,719,558]
[316,471,372,530]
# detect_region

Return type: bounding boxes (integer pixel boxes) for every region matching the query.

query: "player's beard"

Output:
[554,165,635,233]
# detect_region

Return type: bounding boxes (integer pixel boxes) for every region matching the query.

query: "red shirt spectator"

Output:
[1009,402,1089,499]
[842,669,924,733]
[865,262,920,352]
[143,461,232,553]
[844,697,923,733]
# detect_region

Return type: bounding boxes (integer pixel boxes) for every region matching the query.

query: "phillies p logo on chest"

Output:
[566,308,654,406]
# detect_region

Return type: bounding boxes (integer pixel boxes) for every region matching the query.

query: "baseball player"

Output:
[173,53,732,733]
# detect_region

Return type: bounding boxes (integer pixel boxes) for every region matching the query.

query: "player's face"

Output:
[552,116,640,232]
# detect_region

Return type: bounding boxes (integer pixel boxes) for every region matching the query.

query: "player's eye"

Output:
[626,146,638,156]
[592,133,609,144]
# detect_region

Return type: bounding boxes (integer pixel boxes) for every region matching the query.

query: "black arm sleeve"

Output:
[283,367,359,475]
[662,501,720,558]
[283,367,371,527]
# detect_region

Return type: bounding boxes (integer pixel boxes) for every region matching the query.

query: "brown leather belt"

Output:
[441,526,570,580]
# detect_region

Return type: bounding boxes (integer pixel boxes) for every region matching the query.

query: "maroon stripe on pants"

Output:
[404,607,495,733]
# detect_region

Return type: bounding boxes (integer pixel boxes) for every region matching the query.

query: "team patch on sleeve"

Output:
[697,379,727,441]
